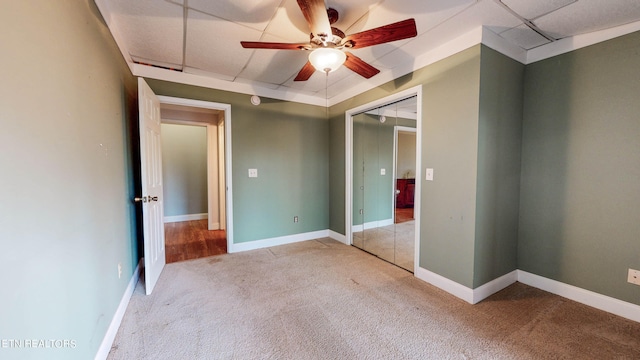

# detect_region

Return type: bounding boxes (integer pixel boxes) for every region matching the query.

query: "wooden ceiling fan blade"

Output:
[241,41,309,50]
[297,0,332,39]
[344,52,380,79]
[344,18,417,49]
[294,61,316,81]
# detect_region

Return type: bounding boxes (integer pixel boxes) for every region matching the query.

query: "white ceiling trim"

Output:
[95,0,135,74]
[98,0,640,108]
[329,27,487,106]
[133,63,327,107]
[527,19,640,64]
[482,28,528,63]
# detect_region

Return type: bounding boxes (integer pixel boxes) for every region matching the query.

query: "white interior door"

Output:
[138,77,166,295]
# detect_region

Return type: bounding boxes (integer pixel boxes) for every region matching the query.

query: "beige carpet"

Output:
[108,238,640,359]
[353,220,415,271]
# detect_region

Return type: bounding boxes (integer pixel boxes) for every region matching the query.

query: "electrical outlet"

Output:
[118,263,122,279]
[628,269,640,286]
[294,216,298,223]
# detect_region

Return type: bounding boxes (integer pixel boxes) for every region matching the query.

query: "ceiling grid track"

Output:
[181,0,189,71]
[495,0,557,41]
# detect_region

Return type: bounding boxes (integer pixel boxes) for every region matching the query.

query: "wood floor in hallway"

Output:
[164,220,226,263]
[395,207,414,223]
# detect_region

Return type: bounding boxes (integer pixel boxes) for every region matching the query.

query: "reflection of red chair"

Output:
[396,179,415,208]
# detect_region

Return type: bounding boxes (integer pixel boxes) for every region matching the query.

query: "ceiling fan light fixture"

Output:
[308,48,346,73]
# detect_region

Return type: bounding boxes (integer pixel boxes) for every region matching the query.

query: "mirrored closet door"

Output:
[352,96,417,272]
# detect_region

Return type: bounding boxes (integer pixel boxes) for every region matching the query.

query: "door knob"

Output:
[134,196,148,203]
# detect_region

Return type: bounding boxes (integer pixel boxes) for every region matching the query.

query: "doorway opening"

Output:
[394,127,417,225]
[158,96,233,263]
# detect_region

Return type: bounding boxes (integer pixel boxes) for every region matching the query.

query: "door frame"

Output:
[393,126,417,223]
[156,95,234,250]
[345,85,422,274]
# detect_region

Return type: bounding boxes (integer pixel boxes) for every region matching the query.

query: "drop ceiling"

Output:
[95,0,640,106]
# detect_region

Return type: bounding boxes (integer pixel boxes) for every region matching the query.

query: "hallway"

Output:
[164,220,226,263]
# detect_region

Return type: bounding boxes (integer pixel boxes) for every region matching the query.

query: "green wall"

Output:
[331,45,525,289]
[519,31,640,305]
[161,124,208,217]
[473,47,524,287]
[0,1,138,359]
[145,80,329,243]
[330,46,483,287]
[420,48,482,288]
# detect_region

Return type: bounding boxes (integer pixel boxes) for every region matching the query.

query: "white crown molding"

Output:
[330,27,487,107]
[527,20,640,64]
[132,64,327,107]
[94,0,134,74]
[481,27,528,64]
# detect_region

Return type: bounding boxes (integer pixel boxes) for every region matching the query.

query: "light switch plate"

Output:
[248,168,258,178]
[426,168,434,181]
[380,168,386,175]
[628,269,640,286]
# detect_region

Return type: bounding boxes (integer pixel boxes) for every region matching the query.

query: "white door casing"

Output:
[138,77,166,295]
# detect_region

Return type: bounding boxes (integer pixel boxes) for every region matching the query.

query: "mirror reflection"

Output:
[352,96,417,272]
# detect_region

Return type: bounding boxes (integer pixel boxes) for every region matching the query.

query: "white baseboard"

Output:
[472,270,518,304]
[94,261,141,360]
[352,218,394,232]
[415,267,474,304]
[164,213,207,223]
[329,230,347,245]
[228,229,330,253]
[517,270,640,323]
[415,266,640,322]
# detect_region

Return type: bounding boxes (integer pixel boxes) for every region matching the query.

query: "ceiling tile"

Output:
[325,0,381,34]
[262,3,311,42]
[499,24,551,49]
[403,0,522,57]
[182,67,236,82]
[100,0,640,104]
[534,0,640,38]
[108,0,184,66]
[283,65,354,95]
[185,9,262,78]
[233,77,282,91]
[188,0,281,32]
[237,47,310,86]
[501,0,576,19]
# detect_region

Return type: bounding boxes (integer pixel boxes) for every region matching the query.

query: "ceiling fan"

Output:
[240,0,417,81]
